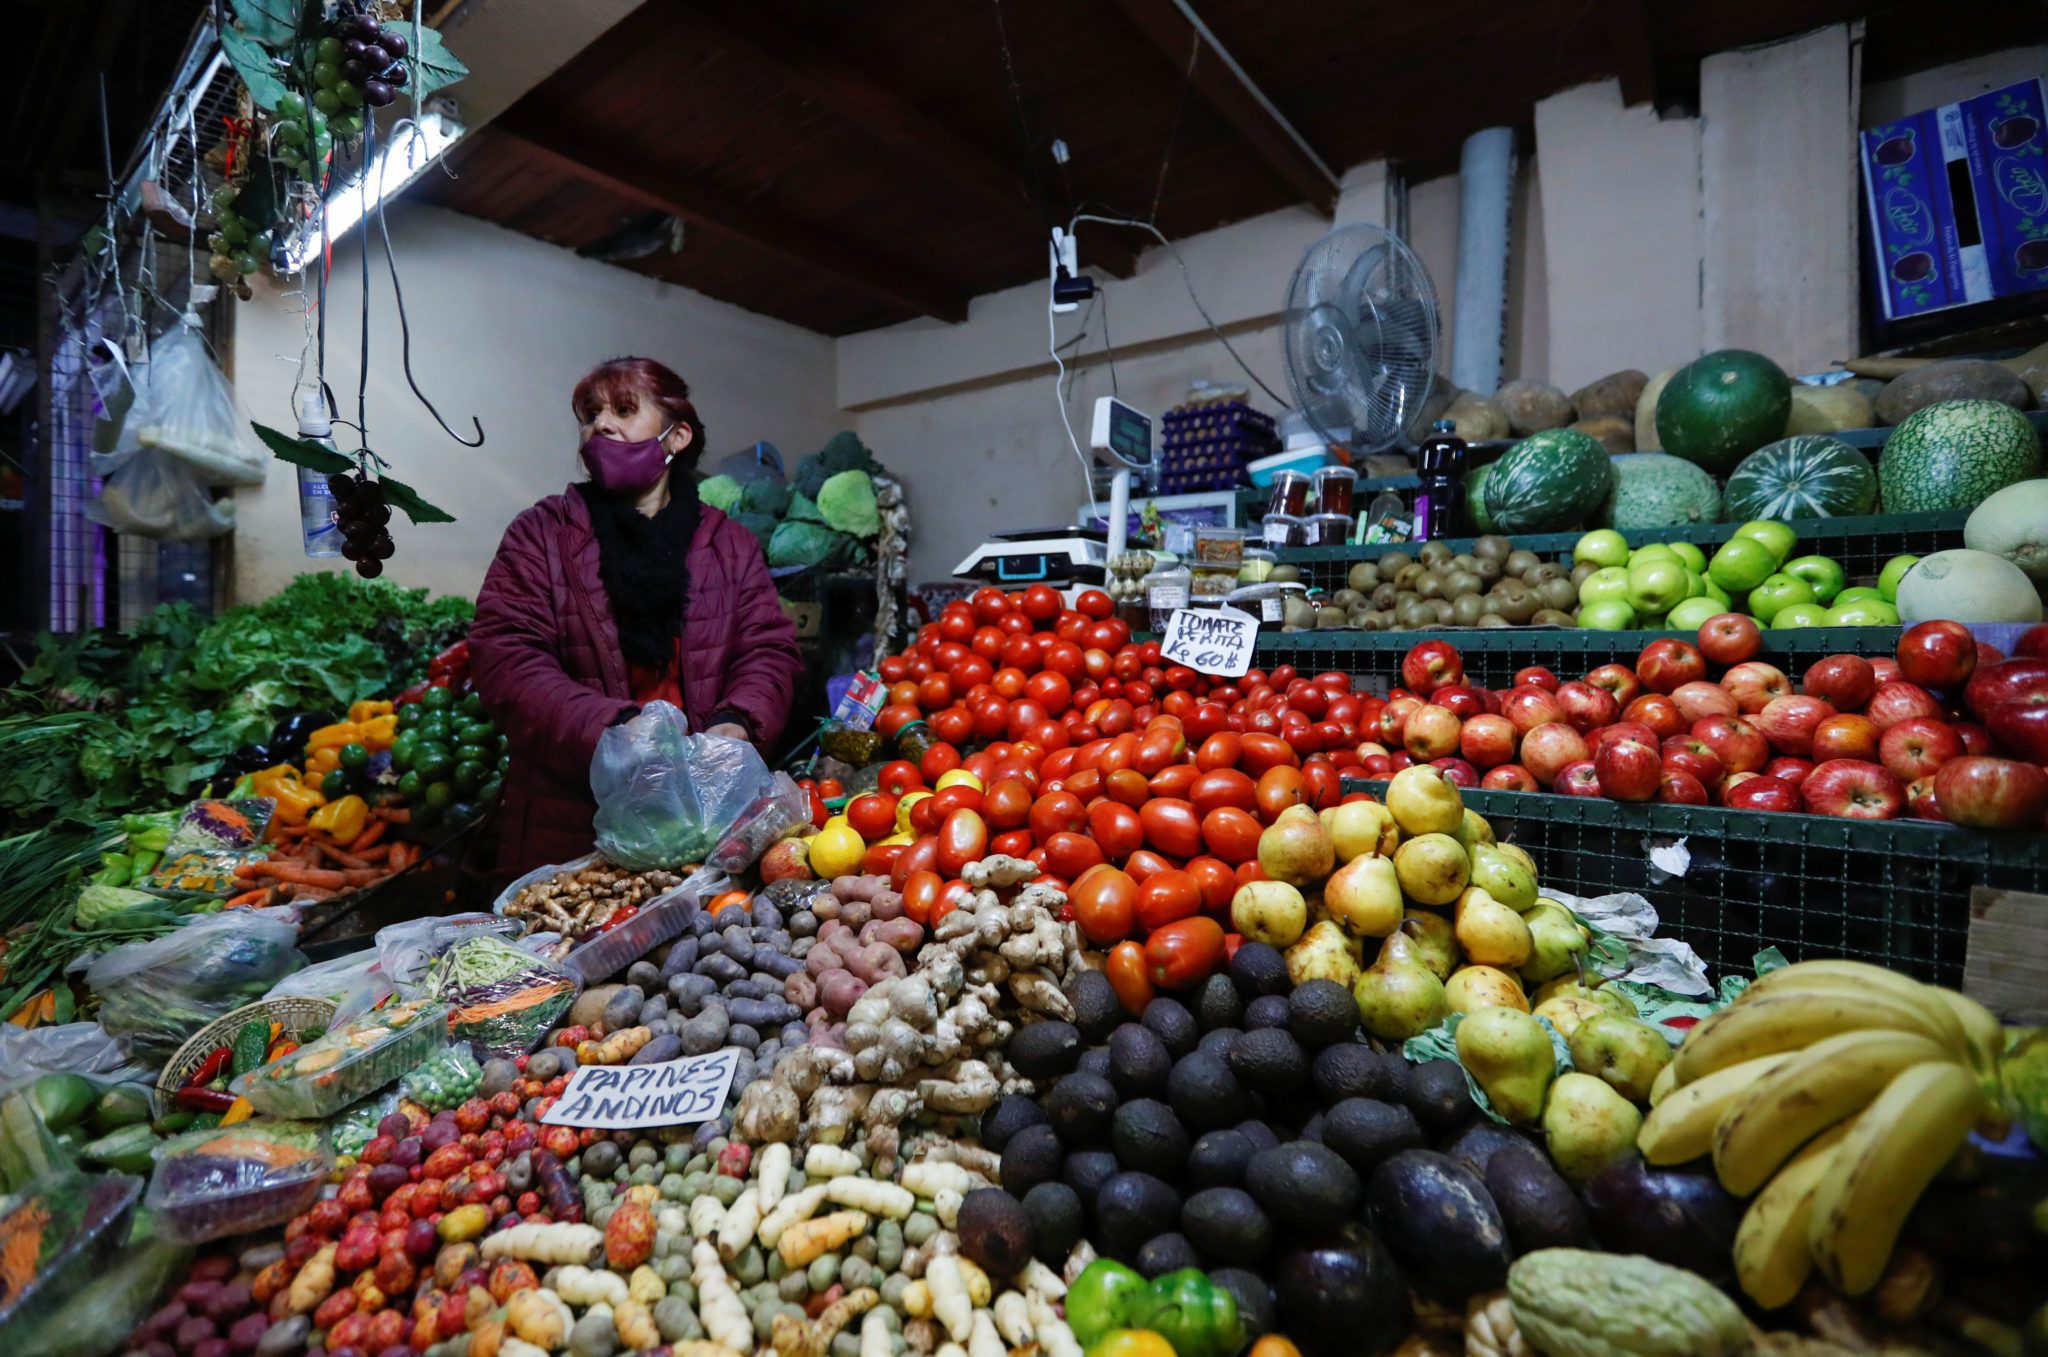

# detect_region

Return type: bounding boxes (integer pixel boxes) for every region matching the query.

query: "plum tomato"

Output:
[1146,916,1226,988]
[1106,939,1154,1015]
[1137,797,1203,858]
[1071,865,1138,944]
[1135,868,1201,929]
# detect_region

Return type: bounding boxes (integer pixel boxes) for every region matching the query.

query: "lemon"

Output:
[935,768,984,793]
[808,824,867,878]
[896,790,932,833]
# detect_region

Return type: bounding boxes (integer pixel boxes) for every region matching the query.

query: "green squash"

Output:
[1879,399,2041,513]
[1722,435,1877,520]
[1601,454,1721,530]
[1655,349,1792,475]
[1483,429,1614,533]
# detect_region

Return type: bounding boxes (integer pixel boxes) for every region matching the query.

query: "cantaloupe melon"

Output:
[1895,548,2043,625]
[1634,367,1678,452]
[1964,479,2048,584]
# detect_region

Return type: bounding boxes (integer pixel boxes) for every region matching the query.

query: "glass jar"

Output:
[1265,470,1311,518]
[1307,512,1354,545]
[1312,465,1357,517]
[1261,513,1305,547]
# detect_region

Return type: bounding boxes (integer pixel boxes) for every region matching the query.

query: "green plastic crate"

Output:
[1340,780,2048,988]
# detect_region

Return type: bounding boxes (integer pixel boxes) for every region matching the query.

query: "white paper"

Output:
[540,1048,741,1129]
[1546,888,1712,996]
[1159,605,1258,677]
[1647,836,1692,878]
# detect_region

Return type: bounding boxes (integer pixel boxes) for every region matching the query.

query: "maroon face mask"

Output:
[580,424,676,493]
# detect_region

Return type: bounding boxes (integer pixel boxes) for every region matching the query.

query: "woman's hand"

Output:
[705,722,750,741]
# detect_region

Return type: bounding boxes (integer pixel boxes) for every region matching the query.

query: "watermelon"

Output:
[1601,453,1721,530]
[1655,349,1793,475]
[1464,464,1497,534]
[1722,435,1877,520]
[1878,399,2042,513]
[1483,428,1614,533]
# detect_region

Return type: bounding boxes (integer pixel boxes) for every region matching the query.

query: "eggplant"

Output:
[1272,1222,1408,1357]
[269,710,336,754]
[1580,1153,1740,1284]
[219,743,274,779]
[1364,1149,1510,1300]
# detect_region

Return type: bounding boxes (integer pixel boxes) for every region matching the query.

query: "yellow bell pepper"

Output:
[349,699,396,723]
[310,794,370,845]
[267,778,326,827]
[305,721,363,753]
[304,748,341,779]
[219,1096,256,1125]
[358,713,398,751]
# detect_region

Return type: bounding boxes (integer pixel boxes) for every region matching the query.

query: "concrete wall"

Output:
[230,204,841,601]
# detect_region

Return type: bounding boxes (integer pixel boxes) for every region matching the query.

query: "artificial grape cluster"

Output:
[206,185,273,281]
[312,5,412,115]
[327,471,396,579]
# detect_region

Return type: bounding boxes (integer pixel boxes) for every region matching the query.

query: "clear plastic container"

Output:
[1192,568,1237,599]
[1238,548,1277,584]
[1191,525,1247,566]
[1226,582,1307,624]
[0,1171,142,1329]
[1261,513,1305,547]
[1307,512,1355,545]
[1312,465,1357,516]
[1265,470,1311,518]
[1144,562,1192,633]
[146,1120,331,1244]
[562,867,727,985]
[232,998,448,1119]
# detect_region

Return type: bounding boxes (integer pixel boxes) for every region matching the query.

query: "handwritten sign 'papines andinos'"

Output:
[1159,606,1259,678]
[539,1049,740,1129]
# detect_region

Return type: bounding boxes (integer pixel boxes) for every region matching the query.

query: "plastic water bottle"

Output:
[295,388,343,557]
[1413,418,1468,540]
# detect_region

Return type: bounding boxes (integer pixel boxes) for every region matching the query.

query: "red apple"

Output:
[1501,686,1567,735]
[1359,753,1394,778]
[1801,759,1905,820]
[1870,657,1901,683]
[1693,714,1769,774]
[1895,619,1977,691]
[1931,756,2048,829]
[1963,658,2048,740]
[1638,638,1708,695]
[1590,721,1661,758]
[1585,663,1643,708]
[1432,685,1487,720]
[1554,680,1621,734]
[1906,775,1942,820]
[1725,774,1800,812]
[1658,768,1710,805]
[1672,680,1739,724]
[758,837,814,883]
[1521,722,1591,786]
[1514,666,1559,691]
[1811,713,1880,763]
[1401,641,1464,697]
[1866,681,1944,731]
[1622,693,1686,740]
[2014,625,2048,660]
[1481,764,1539,792]
[1878,717,1963,784]
[1595,732,1662,802]
[1756,695,1839,757]
[1763,755,1814,790]
[1951,722,1994,757]
[1662,734,1725,788]
[1987,702,2048,763]
[1403,704,1463,760]
[1386,751,1415,770]
[1980,643,2006,665]
[1722,662,1793,714]
[1430,756,1480,788]
[1803,654,1877,712]
[1377,695,1421,743]
[1459,714,1519,770]
[1556,760,1604,797]
[1697,613,1764,665]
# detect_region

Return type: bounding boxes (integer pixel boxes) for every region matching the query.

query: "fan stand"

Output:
[1105,466,1132,558]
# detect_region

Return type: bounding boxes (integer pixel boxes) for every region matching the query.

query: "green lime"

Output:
[415,747,453,784]
[461,692,486,719]
[453,761,487,794]
[447,800,480,827]
[424,781,454,810]
[339,742,370,770]
[390,732,418,770]
[398,770,424,800]
[456,721,496,749]
[398,703,423,730]
[321,769,351,799]
[422,684,455,711]
[478,778,503,804]
[418,714,453,745]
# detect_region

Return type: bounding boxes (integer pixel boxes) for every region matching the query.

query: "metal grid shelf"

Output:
[1342,780,2048,989]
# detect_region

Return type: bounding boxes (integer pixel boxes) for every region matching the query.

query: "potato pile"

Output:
[1288,536,1580,631]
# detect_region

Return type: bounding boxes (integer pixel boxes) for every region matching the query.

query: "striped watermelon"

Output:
[1879,400,2041,513]
[1483,428,1614,533]
[1722,435,1877,520]
[1602,453,1722,530]
[1464,464,1497,533]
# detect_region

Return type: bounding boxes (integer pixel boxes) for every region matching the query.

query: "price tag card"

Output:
[539,1049,740,1129]
[1159,606,1259,678]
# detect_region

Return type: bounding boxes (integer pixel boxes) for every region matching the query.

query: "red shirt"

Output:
[629,639,685,710]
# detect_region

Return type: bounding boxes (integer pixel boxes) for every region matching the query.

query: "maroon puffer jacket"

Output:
[471,488,803,877]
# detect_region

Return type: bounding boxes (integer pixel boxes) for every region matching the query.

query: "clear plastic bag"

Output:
[430,935,578,1061]
[709,771,811,873]
[0,1023,148,1098]
[330,1091,401,1156]
[86,445,236,541]
[400,1043,484,1111]
[591,701,785,871]
[375,912,524,993]
[86,911,306,1064]
[146,1119,330,1244]
[110,317,265,488]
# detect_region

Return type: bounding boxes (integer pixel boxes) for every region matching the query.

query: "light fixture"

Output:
[282,107,464,272]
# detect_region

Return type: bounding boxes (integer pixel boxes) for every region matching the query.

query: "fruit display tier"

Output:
[1343,778,2048,989]
[1270,510,1968,592]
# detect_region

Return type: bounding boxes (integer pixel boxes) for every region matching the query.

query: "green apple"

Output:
[1669,541,1707,574]
[1628,557,1691,614]
[1733,519,1798,564]
[1708,537,1778,593]
[1782,554,1846,605]
[1702,578,1733,608]
[1748,572,1817,624]
[1826,597,1900,626]
[1833,586,1884,605]
[1574,529,1631,569]
[1682,570,1708,599]
[1578,598,1638,630]
[1638,613,1668,630]
[1878,553,1920,603]
[1772,602,1831,629]
[1667,596,1724,631]
[1629,543,1680,566]
[1579,566,1632,606]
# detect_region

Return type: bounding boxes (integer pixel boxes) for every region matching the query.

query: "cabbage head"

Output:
[818,470,879,537]
[698,474,744,513]
[740,477,792,516]
[768,520,850,569]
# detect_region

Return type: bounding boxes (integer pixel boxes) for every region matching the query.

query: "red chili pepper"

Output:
[599,906,638,933]
[183,1046,234,1089]
[175,1085,239,1113]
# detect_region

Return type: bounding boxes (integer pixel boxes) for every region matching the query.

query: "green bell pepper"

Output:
[1067,1261,1151,1349]
[1136,1269,1243,1357]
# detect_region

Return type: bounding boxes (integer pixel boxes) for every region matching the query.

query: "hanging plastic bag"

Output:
[86,445,235,541]
[590,701,785,871]
[86,911,306,1064]
[114,315,266,488]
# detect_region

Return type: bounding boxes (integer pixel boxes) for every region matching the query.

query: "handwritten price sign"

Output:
[1159,606,1259,678]
[540,1049,740,1129]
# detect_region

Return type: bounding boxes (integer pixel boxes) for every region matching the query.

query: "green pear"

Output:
[1532,994,1608,1042]
[1397,910,1459,979]
[1468,842,1538,912]
[1385,764,1465,836]
[1323,853,1404,940]
[1532,975,1637,1016]
[1455,1006,1554,1124]
[1394,833,1469,906]
[1452,886,1532,969]
[1519,901,1590,983]
[1452,808,1495,850]
[1542,1072,1644,1184]
[1567,1014,1672,1105]
[1354,943,1449,1041]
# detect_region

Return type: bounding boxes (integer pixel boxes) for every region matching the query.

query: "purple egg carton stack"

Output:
[1156,399,1278,494]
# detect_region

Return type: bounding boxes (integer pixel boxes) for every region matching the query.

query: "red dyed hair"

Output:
[572,357,706,461]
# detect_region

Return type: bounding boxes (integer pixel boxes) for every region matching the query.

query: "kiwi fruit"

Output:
[1418,541,1453,566]
[1380,551,1413,577]
[1525,562,1565,585]
[1570,562,1597,587]
[1358,612,1386,631]
[1347,562,1380,591]
[1396,600,1434,630]
[1414,571,1445,600]
[1395,563,1425,589]
[1532,608,1576,626]
[1282,596,1317,628]
[1451,554,1480,574]
[1270,564,1302,584]
[1505,549,1540,576]
[1472,536,1511,563]
[1451,595,1486,626]
[1477,613,1510,627]
[1371,583,1398,610]
[1445,570,1483,598]
[1316,606,1347,628]
[1332,588,1365,610]
[1430,598,1455,623]
[1536,577,1579,611]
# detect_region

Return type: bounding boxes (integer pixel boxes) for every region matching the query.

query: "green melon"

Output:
[1600,453,1722,530]
[1722,435,1877,520]
[1655,349,1793,475]
[1483,428,1615,533]
[1878,400,2042,513]
[1464,463,1497,534]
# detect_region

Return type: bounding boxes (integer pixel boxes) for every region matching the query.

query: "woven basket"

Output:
[154,996,339,1117]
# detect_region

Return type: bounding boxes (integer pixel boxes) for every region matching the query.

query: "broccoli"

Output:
[817,470,880,537]
[697,474,744,513]
[767,520,852,569]
[739,477,792,516]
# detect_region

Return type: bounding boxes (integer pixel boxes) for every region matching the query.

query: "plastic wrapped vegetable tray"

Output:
[0,1170,143,1330]
[561,866,727,986]
[145,1119,330,1244]
[231,999,446,1119]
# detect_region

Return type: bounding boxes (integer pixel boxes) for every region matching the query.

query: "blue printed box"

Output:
[1861,76,2048,320]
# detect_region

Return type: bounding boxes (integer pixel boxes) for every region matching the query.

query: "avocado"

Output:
[1136,1231,1202,1278]
[1484,1143,1591,1254]
[1181,1186,1273,1265]
[1320,1098,1424,1175]
[1208,1267,1278,1342]
[1197,1027,1243,1059]
[1229,941,1291,998]
[1228,1028,1309,1097]
[1243,995,1291,1030]
[1312,1044,1396,1106]
[1077,1048,1113,1080]
[1402,1059,1477,1136]
[1022,1181,1084,1262]
[1000,1124,1066,1195]
[1067,968,1124,1044]
[1194,973,1244,1031]
[1233,1119,1281,1153]
[1062,1148,1119,1203]
[1245,1142,1362,1227]
[1366,1149,1510,1300]
[981,1094,1050,1154]
[1008,1021,1082,1079]
[1111,1099,1191,1176]
[1095,1171,1183,1262]
[1108,1023,1173,1101]
[1288,979,1359,1048]
[1167,1050,1246,1133]
[1142,998,1200,1058]
[1043,1072,1119,1144]
[1187,1129,1256,1188]
[1442,1123,1533,1180]
[956,1188,1034,1277]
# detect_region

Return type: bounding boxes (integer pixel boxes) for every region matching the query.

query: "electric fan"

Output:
[1281,223,1440,451]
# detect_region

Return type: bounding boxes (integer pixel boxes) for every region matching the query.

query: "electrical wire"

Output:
[372,124,484,446]
[1098,284,1118,395]
[1150,30,1199,225]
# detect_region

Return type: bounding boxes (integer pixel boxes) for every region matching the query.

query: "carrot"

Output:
[225,889,271,908]
[245,861,349,888]
[353,844,391,864]
[375,807,412,824]
[313,841,371,870]
[386,843,416,872]
[353,818,387,850]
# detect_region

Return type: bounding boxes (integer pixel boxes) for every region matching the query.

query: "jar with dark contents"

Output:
[1265,470,1311,518]
[1312,465,1357,517]
[1261,513,1306,547]
[1306,512,1353,545]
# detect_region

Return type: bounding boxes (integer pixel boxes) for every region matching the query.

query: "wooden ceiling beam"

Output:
[488,115,969,323]
[1110,0,1339,216]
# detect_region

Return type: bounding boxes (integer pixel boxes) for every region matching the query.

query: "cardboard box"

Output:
[780,597,821,639]
[1860,76,2048,321]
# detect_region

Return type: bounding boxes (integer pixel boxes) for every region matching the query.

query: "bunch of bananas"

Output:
[1635,958,2003,1308]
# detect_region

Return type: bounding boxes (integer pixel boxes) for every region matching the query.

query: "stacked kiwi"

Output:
[1301,535,1581,630]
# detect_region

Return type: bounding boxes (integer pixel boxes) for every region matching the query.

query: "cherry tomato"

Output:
[1071,865,1138,944]
[880,656,910,684]
[971,586,1011,624]
[1135,869,1202,929]
[939,609,975,644]
[1006,700,1049,743]
[936,808,988,876]
[930,707,973,746]
[902,870,942,925]
[917,674,954,710]
[1186,856,1237,916]
[971,698,1010,740]
[815,778,845,799]
[1201,807,1262,864]
[1106,940,1154,1016]
[993,667,1028,700]
[846,793,899,839]
[1000,636,1040,673]
[892,835,939,891]
[1138,797,1204,858]
[877,761,922,797]
[1026,671,1074,714]
[999,610,1035,637]
[1044,830,1105,881]
[1254,766,1308,820]
[1146,916,1226,989]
